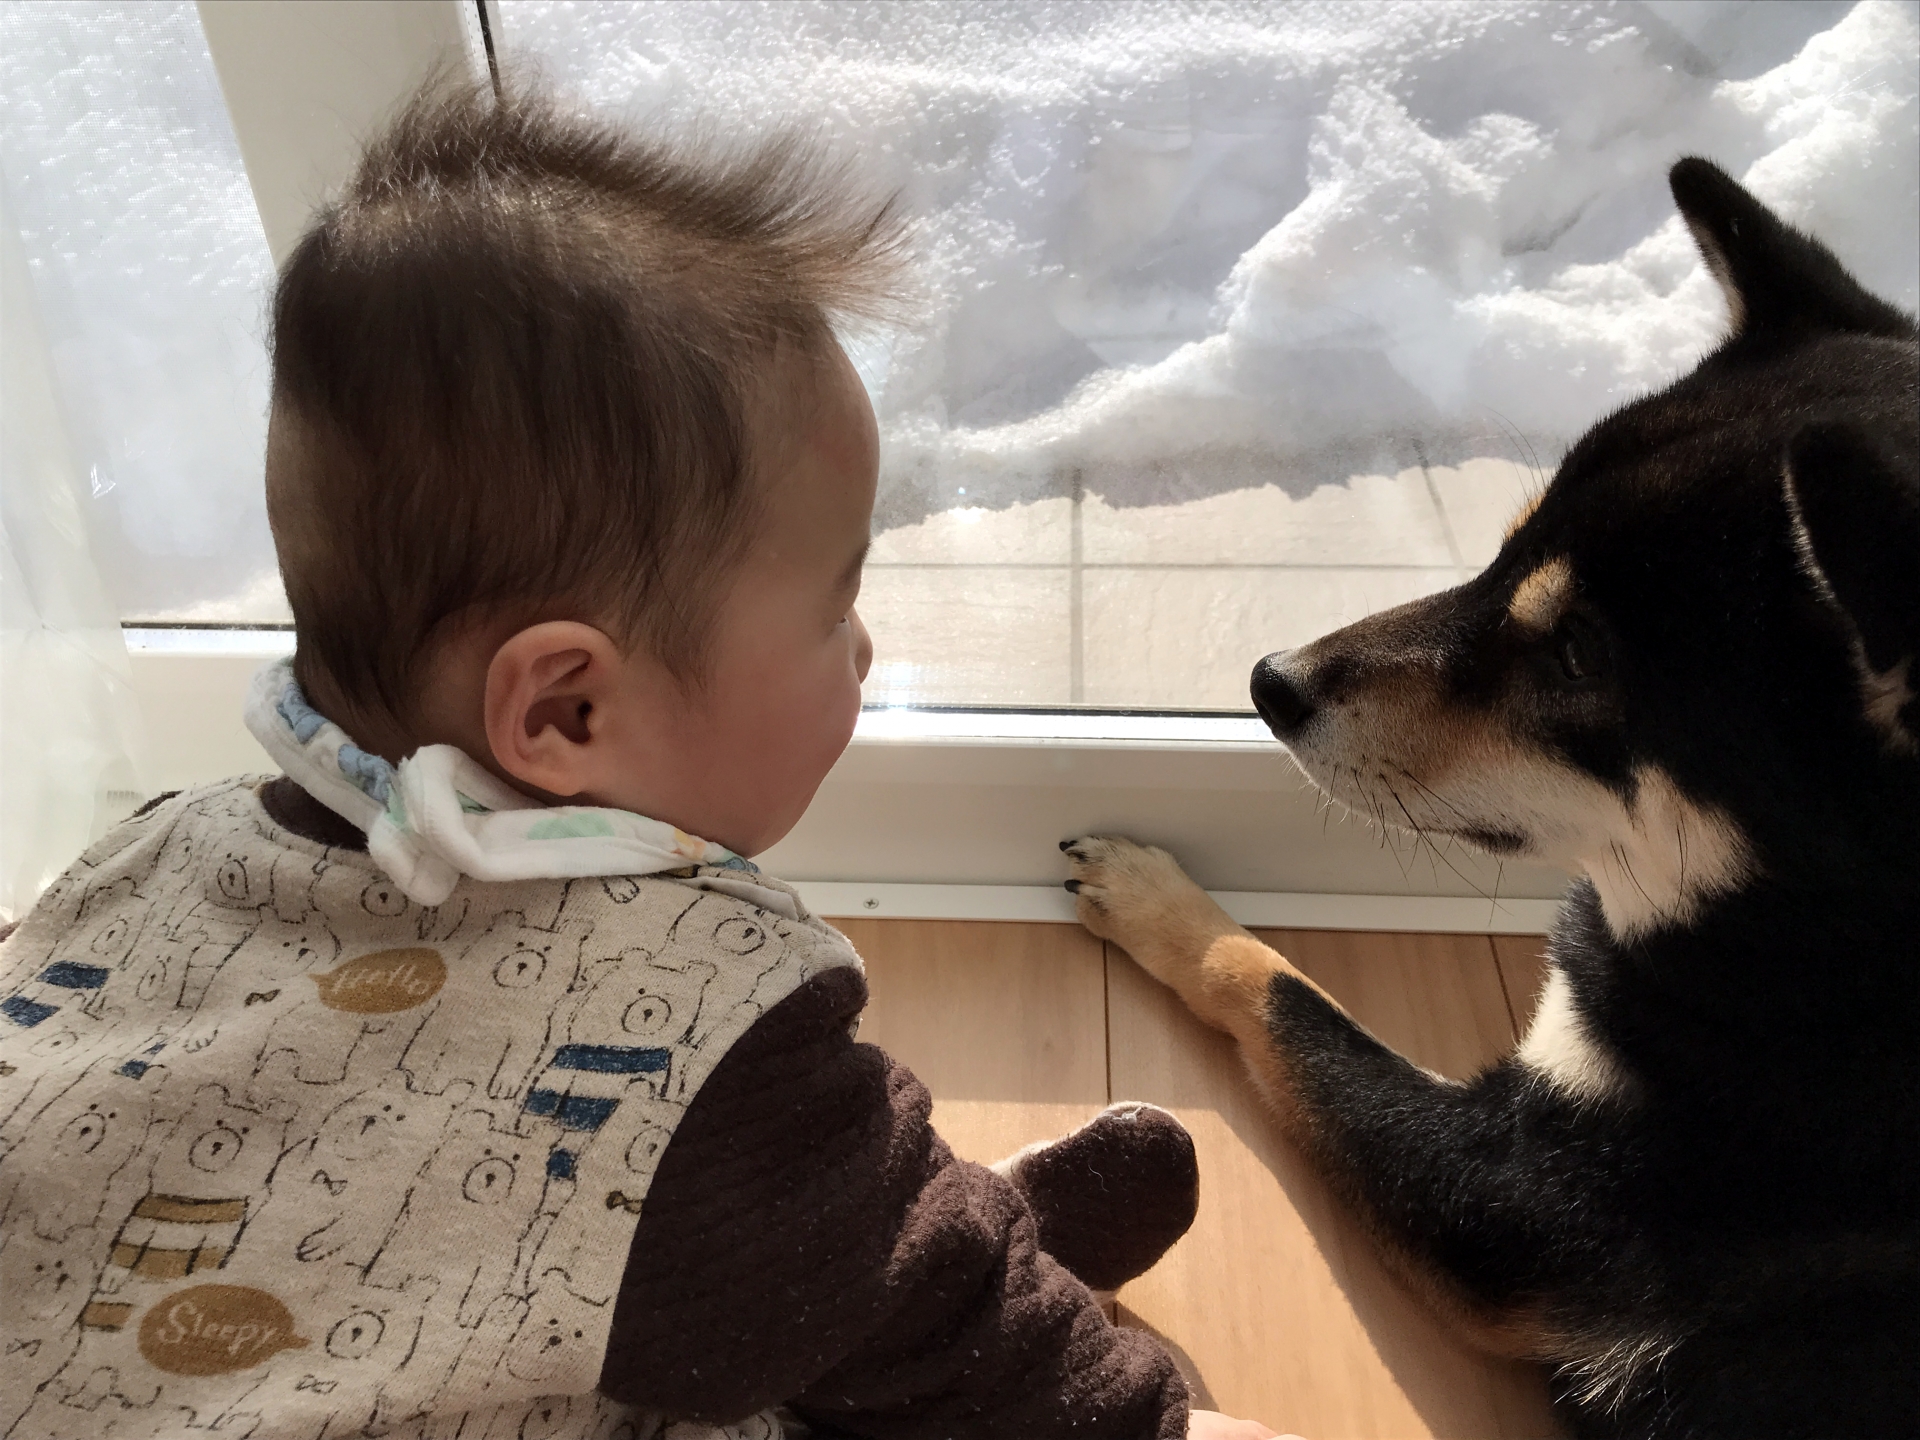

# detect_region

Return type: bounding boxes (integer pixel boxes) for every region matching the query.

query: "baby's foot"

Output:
[994,1102,1199,1295]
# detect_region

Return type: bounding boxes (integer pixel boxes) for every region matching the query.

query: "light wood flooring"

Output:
[835,917,1562,1440]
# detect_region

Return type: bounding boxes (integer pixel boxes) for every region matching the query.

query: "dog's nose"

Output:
[1251,653,1315,737]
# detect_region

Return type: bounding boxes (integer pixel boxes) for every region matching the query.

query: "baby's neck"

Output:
[297,662,486,778]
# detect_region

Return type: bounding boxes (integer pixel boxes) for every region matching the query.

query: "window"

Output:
[3,0,1915,919]
[499,0,1917,709]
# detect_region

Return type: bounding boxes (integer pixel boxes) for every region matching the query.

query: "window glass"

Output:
[1,0,284,622]
[500,0,1917,709]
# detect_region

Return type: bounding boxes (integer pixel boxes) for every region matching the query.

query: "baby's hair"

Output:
[268,76,907,730]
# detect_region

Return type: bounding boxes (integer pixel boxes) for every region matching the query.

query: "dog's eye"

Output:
[1557,634,1591,681]
[1552,616,1605,685]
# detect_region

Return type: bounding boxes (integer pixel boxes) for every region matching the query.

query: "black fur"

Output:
[1255,161,1919,1437]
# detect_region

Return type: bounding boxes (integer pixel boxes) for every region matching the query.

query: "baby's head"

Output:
[267,83,905,856]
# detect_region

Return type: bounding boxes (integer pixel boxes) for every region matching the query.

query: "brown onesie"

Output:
[0,778,1192,1439]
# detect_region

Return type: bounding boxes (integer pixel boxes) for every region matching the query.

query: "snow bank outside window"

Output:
[503,1,1914,504]
[0,1,283,623]
[6,2,1912,701]
[502,0,1917,707]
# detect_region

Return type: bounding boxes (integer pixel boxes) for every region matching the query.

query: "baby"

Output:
[0,83,1279,1440]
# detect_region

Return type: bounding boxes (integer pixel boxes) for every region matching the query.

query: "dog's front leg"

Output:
[1064,835,1559,1354]
[1062,835,1345,1130]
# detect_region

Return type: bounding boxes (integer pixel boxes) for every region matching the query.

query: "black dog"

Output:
[1065,159,1917,1438]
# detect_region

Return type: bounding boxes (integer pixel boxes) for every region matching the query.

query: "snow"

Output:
[3,1,1912,634]
[506,0,1918,530]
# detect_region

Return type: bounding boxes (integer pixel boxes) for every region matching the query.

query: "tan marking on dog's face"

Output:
[1507,555,1574,634]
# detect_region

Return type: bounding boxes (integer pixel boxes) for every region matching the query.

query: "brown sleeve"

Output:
[598,964,1188,1439]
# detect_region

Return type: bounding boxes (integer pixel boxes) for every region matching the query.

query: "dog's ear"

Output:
[1669,158,1913,342]
[1785,421,1920,745]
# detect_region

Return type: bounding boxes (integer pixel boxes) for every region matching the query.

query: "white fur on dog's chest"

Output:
[1516,966,1629,1102]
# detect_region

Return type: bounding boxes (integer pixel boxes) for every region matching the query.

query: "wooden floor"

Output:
[836,917,1563,1440]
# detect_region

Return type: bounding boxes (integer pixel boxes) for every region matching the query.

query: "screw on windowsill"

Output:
[863,897,880,910]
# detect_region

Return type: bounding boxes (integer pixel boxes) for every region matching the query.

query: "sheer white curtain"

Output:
[0,0,279,918]
[0,187,146,920]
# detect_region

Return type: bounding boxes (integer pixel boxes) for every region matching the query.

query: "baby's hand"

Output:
[1186,1409,1289,1440]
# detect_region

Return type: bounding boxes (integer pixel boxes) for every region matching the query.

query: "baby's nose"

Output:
[849,608,874,683]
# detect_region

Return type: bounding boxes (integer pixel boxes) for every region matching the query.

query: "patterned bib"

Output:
[0,780,858,1439]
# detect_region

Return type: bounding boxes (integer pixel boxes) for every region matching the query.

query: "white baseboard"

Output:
[801,882,1558,934]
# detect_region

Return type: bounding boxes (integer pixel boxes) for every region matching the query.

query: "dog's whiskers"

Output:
[1385,779,1496,903]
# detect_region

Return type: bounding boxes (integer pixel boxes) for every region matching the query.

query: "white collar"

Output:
[242,660,783,913]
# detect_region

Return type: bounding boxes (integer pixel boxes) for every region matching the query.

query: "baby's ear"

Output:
[1669,158,1912,342]
[1785,421,1920,746]
[484,622,617,798]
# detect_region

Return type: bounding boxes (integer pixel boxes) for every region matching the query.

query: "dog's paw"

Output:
[1060,836,1235,982]
[1061,834,1192,934]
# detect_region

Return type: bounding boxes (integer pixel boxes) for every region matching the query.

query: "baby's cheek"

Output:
[806,653,863,775]
[745,650,858,779]
[810,650,863,757]
[731,675,856,853]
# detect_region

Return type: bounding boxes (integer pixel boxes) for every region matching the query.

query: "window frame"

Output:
[147,0,1562,929]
